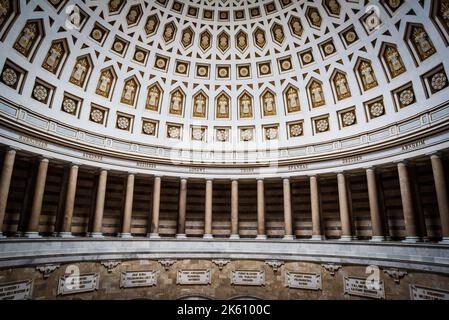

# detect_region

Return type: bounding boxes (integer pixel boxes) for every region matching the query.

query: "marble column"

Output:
[256,179,266,239]
[148,176,161,238]
[25,158,49,238]
[283,178,294,240]
[120,173,135,238]
[310,175,324,240]
[176,178,187,239]
[59,164,79,238]
[337,173,353,241]
[90,169,108,238]
[397,162,419,242]
[366,168,384,241]
[204,179,213,239]
[230,179,240,239]
[0,149,16,238]
[431,154,449,244]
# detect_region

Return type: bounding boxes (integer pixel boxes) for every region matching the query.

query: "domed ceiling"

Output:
[0,0,449,161]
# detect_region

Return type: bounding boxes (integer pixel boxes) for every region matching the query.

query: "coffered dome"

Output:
[0,0,449,170]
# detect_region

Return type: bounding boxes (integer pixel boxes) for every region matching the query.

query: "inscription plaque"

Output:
[120,271,158,288]
[176,269,211,285]
[0,280,33,300]
[344,276,385,299]
[410,285,449,300]
[285,272,322,290]
[231,270,265,286]
[57,273,99,295]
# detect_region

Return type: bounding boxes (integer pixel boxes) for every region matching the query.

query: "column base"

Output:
[23,232,41,238]
[203,234,213,239]
[256,235,267,240]
[118,233,132,238]
[175,234,187,239]
[58,232,75,238]
[310,235,324,240]
[402,236,420,243]
[420,236,431,242]
[229,234,240,239]
[439,237,449,244]
[148,233,160,239]
[282,235,295,240]
[369,236,385,242]
[0,233,6,239]
[339,236,353,241]
[89,232,104,238]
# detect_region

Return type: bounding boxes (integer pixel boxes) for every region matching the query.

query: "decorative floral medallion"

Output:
[168,126,180,139]
[316,119,329,132]
[342,112,356,126]
[241,129,253,141]
[62,98,76,114]
[192,128,204,141]
[431,73,447,91]
[399,89,414,106]
[265,128,278,140]
[216,129,229,142]
[117,116,130,130]
[33,85,48,102]
[290,124,303,137]
[90,109,104,123]
[143,122,155,135]
[2,68,17,86]
[370,102,384,117]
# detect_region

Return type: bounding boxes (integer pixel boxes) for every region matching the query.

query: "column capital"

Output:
[364,166,376,172]
[5,146,19,153]
[37,156,50,163]
[153,174,163,179]
[126,172,136,176]
[179,177,188,182]
[68,162,81,168]
[395,160,409,166]
[429,152,443,160]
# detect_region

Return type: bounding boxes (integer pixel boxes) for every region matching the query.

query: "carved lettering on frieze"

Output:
[265,260,284,273]
[19,135,48,149]
[402,139,425,152]
[383,268,407,284]
[189,167,205,173]
[36,264,60,278]
[342,156,362,164]
[136,161,156,168]
[158,259,176,270]
[321,264,342,276]
[240,168,254,173]
[82,152,103,161]
[101,260,121,272]
[288,164,308,171]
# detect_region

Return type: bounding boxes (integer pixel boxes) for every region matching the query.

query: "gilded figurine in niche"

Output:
[109,0,124,13]
[218,32,230,52]
[0,0,12,29]
[289,16,303,37]
[285,86,300,113]
[96,69,114,98]
[239,92,253,118]
[216,93,230,119]
[262,90,277,116]
[69,56,90,87]
[169,89,184,116]
[333,72,351,100]
[121,78,138,106]
[383,45,406,78]
[358,60,378,90]
[181,28,193,48]
[13,22,39,57]
[411,26,436,60]
[193,92,207,118]
[42,41,65,74]
[309,81,325,108]
[272,24,285,44]
[146,85,161,111]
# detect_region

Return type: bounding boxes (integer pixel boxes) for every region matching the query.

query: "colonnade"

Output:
[0,148,449,243]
